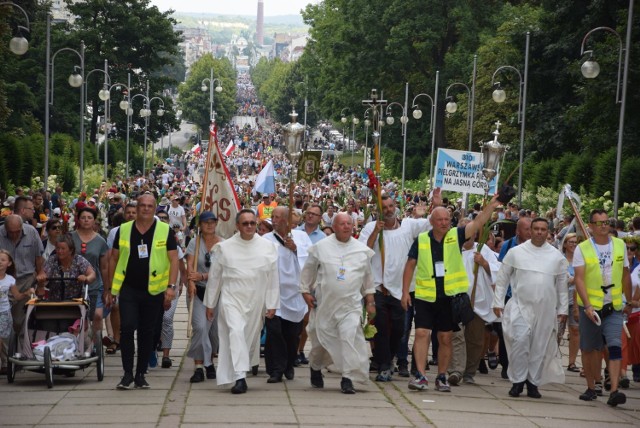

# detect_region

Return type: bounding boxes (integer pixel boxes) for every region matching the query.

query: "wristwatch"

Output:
[168,284,177,290]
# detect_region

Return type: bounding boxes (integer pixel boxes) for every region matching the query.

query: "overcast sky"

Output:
[149,0,320,16]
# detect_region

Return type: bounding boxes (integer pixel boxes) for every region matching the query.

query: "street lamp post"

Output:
[201,68,222,122]
[411,70,440,189]
[340,108,349,157]
[491,31,530,206]
[363,109,371,169]
[99,79,136,181]
[0,2,30,55]
[86,60,112,178]
[351,116,360,168]
[49,40,86,190]
[385,82,410,195]
[131,83,165,177]
[580,1,633,218]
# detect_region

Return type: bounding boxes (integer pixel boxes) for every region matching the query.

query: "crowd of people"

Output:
[0,70,639,408]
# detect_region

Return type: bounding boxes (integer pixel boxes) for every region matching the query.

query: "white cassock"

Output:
[204,233,280,385]
[299,235,375,382]
[493,240,568,386]
[463,242,500,323]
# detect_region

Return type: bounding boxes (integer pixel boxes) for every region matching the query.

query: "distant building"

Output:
[270,33,308,62]
[46,0,81,22]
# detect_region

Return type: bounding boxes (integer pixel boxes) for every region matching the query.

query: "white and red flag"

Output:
[200,123,241,239]
[223,141,235,156]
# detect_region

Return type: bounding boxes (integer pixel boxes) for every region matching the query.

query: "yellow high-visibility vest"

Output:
[111,221,171,296]
[415,228,468,302]
[577,238,624,310]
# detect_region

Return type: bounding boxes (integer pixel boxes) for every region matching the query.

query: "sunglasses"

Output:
[81,242,87,254]
[50,225,61,231]
[158,215,169,220]
[591,220,610,227]
[628,246,638,252]
[240,221,257,227]
[205,252,211,268]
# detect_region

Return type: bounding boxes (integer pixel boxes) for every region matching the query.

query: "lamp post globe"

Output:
[119,100,129,110]
[127,107,133,116]
[98,89,110,101]
[68,73,83,88]
[201,84,207,92]
[581,59,600,78]
[215,85,223,93]
[157,108,164,117]
[364,119,371,127]
[353,117,359,125]
[492,88,506,103]
[9,36,28,55]
[386,116,395,125]
[412,109,423,120]
[446,101,458,113]
[400,115,409,125]
[341,116,347,124]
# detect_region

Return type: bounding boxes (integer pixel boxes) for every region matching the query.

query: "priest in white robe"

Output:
[205,209,280,394]
[300,213,375,394]
[493,218,568,398]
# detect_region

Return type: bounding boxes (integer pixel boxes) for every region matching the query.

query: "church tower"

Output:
[256,0,264,45]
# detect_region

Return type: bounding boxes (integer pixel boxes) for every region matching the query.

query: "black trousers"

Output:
[373,291,406,371]
[119,286,164,375]
[264,316,302,376]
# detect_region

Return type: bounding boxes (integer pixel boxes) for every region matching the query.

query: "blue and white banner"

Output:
[434,149,498,195]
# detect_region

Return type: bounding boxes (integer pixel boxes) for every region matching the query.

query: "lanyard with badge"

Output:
[138,239,149,259]
[337,255,346,281]
[591,237,613,292]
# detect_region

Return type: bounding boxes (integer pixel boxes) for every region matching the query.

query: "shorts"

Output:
[578,306,622,352]
[0,310,12,339]
[88,290,104,321]
[413,296,459,332]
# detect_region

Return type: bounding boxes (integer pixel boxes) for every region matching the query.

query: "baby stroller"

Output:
[6,280,104,388]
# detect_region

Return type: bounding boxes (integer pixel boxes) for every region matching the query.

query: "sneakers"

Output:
[435,375,451,392]
[205,365,216,380]
[148,351,157,369]
[117,372,135,390]
[190,368,205,383]
[340,377,356,394]
[594,381,603,396]
[134,373,150,389]
[310,368,324,388]
[579,388,598,401]
[397,363,410,378]
[298,351,309,365]
[607,390,626,407]
[448,371,461,386]
[375,369,393,382]
[161,357,172,369]
[463,374,475,385]
[408,374,429,391]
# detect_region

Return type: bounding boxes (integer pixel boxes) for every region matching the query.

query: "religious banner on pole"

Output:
[297,150,321,183]
[434,148,498,195]
[202,125,241,239]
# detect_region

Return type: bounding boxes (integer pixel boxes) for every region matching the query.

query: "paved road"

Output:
[1,292,639,427]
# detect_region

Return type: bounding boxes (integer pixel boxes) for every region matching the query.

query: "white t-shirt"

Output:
[573,240,629,305]
[0,274,17,312]
[168,204,185,228]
